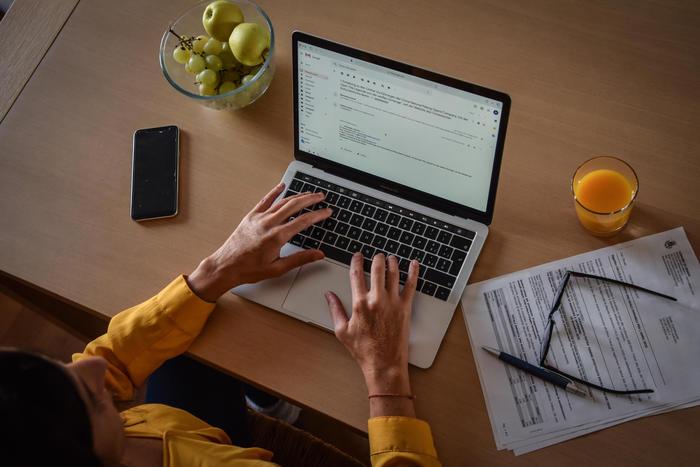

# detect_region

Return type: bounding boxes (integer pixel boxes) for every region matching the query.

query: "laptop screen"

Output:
[295,37,508,215]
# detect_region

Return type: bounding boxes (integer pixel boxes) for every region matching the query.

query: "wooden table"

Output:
[1,0,699,465]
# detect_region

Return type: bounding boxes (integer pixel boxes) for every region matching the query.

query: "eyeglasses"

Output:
[539,270,677,395]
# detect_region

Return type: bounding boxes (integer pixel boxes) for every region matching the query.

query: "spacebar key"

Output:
[320,243,353,266]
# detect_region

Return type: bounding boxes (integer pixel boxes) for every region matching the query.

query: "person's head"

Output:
[0,349,124,466]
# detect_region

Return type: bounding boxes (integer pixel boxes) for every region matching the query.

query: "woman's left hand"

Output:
[187,183,331,302]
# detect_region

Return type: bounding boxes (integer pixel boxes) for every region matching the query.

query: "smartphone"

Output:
[130,125,179,221]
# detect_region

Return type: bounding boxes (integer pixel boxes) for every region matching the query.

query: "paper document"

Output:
[461,227,700,454]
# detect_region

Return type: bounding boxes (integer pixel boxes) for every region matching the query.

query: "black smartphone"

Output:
[130,125,179,221]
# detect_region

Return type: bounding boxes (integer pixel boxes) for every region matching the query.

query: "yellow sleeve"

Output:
[72,275,216,401]
[368,416,441,466]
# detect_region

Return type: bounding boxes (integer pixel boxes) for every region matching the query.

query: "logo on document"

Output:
[665,240,676,249]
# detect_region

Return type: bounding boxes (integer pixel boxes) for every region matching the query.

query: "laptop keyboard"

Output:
[284,172,475,301]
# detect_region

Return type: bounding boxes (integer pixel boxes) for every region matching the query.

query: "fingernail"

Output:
[354,252,361,258]
[324,292,331,301]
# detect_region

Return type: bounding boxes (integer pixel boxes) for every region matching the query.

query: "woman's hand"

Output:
[325,253,419,417]
[187,183,332,302]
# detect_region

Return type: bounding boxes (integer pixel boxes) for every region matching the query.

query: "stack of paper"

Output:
[461,227,700,454]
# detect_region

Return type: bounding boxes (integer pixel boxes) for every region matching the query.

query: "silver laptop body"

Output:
[234,32,510,368]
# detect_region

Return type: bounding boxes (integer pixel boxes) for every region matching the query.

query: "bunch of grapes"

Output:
[170,29,263,96]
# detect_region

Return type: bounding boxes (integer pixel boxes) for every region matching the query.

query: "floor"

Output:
[0,288,369,464]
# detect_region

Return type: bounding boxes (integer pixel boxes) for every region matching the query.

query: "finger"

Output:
[254,183,285,212]
[324,292,349,335]
[349,252,368,298]
[280,208,332,239]
[272,248,325,276]
[268,190,315,213]
[370,253,386,294]
[401,259,420,303]
[386,255,400,296]
[272,192,325,221]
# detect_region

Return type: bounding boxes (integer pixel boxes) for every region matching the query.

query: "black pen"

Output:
[482,346,588,398]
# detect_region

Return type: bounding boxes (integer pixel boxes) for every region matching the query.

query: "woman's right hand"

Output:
[324,253,419,417]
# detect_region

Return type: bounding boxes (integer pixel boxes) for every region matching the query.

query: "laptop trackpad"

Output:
[283,260,353,330]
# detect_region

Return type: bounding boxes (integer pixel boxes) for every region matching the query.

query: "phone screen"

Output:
[131,125,179,221]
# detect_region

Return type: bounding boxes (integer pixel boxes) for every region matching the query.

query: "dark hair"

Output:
[0,350,102,467]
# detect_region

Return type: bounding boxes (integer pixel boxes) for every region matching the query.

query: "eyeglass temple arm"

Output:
[542,363,655,395]
[566,270,677,302]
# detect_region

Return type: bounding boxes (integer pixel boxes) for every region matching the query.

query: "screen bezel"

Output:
[292,31,510,225]
[130,125,179,221]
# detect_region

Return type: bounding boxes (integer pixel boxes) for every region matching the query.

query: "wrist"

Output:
[187,255,237,302]
[362,365,411,396]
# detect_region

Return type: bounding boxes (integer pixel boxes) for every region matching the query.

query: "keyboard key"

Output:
[348,240,362,253]
[409,249,425,262]
[388,227,401,240]
[438,244,454,259]
[398,244,412,258]
[290,179,304,191]
[326,192,339,204]
[425,226,439,239]
[363,259,372,273]
[329,207,339,218]
[426,240,440,254]
[285,190,298,198]
[422,281,437,296]
[437,230,452,244]
[373,209,388,222]
[360,231,374,244]
[424,254,438,267]
[425,269,455,288]
[312,202,328,211]
[417,278,425,291]
[303,238,320,249]
[362,245,376,259]
[338,196,351,208]
[399,271,408,284]
[361,204,376,217]
[350,214,364,227]
[372,236,387,249]
[323,218,337,231]
[315,187,328,195]
[387,213,400,226]
[349,200,363,212]
[323,231,338,245]
[375,223,389,236]
[362,218,377,231]
[336,236,350,250]
[412,236,427,249]
[398,217,413,230]
[449,261,462,276]
[335,222,350,235]
[338,209,352,223]
[435,287,450,301]
[348,227,361,240]
[450,235,472,252]
[437,258,451,272]
[320,243,353,265]
[411,222,426,235]
[385,240,399,254]
[399,259,410,272]
[399,231,414,245]
[302,183,315,193]
[310,227,325,240]
[291,234,304,246]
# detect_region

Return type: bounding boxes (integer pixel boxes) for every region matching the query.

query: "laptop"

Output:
[234,31,510,368]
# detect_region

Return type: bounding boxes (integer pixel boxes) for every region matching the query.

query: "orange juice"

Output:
[572,160,638,236]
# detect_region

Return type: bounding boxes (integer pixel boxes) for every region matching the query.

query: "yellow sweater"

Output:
[73,276,441,466]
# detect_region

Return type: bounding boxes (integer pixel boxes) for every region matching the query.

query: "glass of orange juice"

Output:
[572,156,638,236]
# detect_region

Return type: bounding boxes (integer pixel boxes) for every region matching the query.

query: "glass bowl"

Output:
[159,0,275,111]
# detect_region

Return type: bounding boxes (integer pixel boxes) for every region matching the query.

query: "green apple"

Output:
[202,1,244,42]
[228,22,270,66]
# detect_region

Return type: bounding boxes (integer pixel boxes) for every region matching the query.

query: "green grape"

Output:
[219,81,237,94]
[184,62,194,74]
[222,42,231,54]
[173,46,190,64]
[205,55,223,71]
[197,69,219,87]
[192,35,208,54]
[198,83,216,96]
[188,54,206,74]
[203,38,224,55]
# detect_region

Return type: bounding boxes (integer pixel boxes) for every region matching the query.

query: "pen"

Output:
[481,346,588,398]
